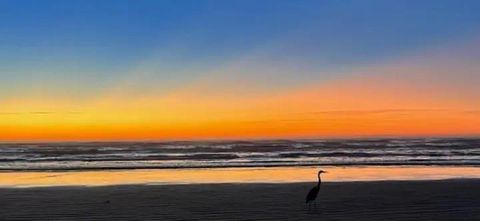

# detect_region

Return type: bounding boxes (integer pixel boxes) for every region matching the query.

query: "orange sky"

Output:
[2,72,479,141]
[2,36,480,141]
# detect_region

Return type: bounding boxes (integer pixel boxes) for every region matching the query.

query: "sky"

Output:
[1,0,480,141]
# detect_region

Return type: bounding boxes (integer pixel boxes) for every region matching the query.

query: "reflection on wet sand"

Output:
[1,166,480,187]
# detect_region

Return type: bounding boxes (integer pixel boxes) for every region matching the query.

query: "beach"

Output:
[1,140,479,220]
[1,179,479,220]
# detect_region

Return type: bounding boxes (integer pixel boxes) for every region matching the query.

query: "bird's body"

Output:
[305,182,320,204]
[305,170,326,209]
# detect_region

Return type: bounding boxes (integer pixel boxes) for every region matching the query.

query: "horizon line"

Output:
[1,134,480,144]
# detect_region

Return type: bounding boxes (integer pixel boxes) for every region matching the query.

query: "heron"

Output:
[305,169,327,210]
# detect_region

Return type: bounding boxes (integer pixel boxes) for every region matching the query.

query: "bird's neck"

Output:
[317,175,322,187]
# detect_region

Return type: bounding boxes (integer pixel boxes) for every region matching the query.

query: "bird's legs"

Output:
[306,202,312,211]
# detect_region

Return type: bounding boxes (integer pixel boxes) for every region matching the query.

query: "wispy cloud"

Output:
[303,109,447,116]
[226,109,455,124]
[29,111,54,115]
[0,112,18,115]
[464,110,480,115]
[0,111,83,115]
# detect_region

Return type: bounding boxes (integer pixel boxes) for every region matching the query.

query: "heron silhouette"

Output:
[305,170,327,210]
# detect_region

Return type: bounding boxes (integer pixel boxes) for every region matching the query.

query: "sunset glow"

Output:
[1,1,480,141]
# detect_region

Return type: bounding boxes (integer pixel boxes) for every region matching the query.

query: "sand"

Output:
[1,179,479,220]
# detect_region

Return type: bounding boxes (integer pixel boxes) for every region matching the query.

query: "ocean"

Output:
[1,138,479,171]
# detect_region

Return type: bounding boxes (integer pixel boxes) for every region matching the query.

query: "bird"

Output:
[305,169,327,209]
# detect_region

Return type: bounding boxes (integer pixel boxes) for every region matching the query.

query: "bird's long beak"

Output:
[324,171,328,173]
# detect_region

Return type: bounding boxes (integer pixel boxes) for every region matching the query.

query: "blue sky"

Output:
[1,0,480,98]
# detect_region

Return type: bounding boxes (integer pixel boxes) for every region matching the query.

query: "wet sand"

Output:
[3,166,480,187]
[1,179,479,220]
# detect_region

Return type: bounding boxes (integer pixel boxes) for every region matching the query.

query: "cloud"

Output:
[464,110,480,115]
[304,109,447,116]
[0,112,18,115]
[29,111,54,115]
[0,111,83,115]
[226,109,458,124]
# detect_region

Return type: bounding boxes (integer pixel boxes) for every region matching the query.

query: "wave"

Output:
[0,138,479,170]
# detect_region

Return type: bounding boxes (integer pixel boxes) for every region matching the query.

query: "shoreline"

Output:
[2,165,480,188]
[2,162,480,172]
[2,177,480,189]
